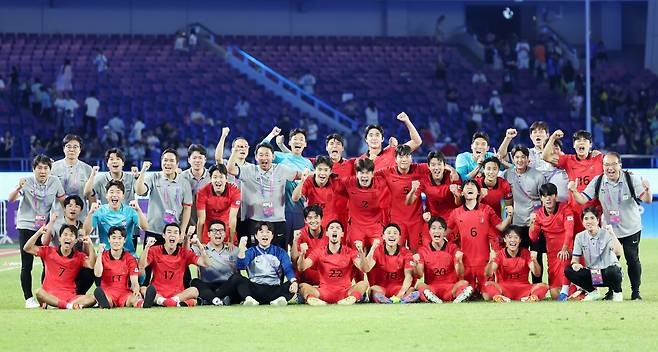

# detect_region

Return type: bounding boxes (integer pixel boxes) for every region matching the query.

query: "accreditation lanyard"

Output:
[604,181,623,210]
[33,178,48,214]
[585,233,602,268]
[161,174,181,209]
[515,171,539,201]
[258,168,275,202]
[63,164,80,193]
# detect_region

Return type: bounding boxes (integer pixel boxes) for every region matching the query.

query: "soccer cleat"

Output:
[372,292,393,304]
[423,289,443,304]
[25,297,41,309]
[557,293,569,301]
[306,297,328,306]
[631,291,642,301]
[222,296,232,306]
[453,286,474,304]
[582,290,603,302]
[94,287,111,309]
[400,291,421,304]
[179,299,197,307]
[287,293,302,305]
[337,296,357,305]
[242,296,259,306]
[569,289,585,301]
[210,297,223,306]
[603,290,614,301]
[70,303,82,310]
[493,295,511,303]
[358,292,370,303]
[612,292,623,302]
[269,296,288,306]
[521,294,540,302]
[143,285,157,308]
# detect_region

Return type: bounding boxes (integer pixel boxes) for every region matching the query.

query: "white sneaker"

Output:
[582,290,603,302]
[454,286,473,303]
[612,292,623,302]
[25,297,40,309]
[269,296,288,306]
[242,296,259,306]
[337,296,357,305]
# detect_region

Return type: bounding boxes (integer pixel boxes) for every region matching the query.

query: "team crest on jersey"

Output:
[121,220,127,226]
[480,216,485,224]
[566,216,574,221]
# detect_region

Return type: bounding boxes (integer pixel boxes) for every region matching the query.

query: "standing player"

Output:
[292,156,339,229]
[447,180,513,292]
[406,151,461,222]
[415,217,474,303]
[23,225,96,309]
[139,223,211,308]
[482,226,549,302]
[474,157,513,217]
[455,129,516,181]
[324,134,354,227]
[8,154,66,308]
[297,220,369,305]
[334,159,388,248]
[195,164,241,244]
[290,205,328,286]
[51,134,93,216]
[529,183,575,300]
[93,226,144,308]
[542,129,603,232]
[84,148,137,205]
[180,144,211,228]
[362,224,420,304]
[360,112,422,171]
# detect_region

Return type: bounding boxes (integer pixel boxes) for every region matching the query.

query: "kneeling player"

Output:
[482,226,549,302]
[297,220,368,305]
[139,223,211,308]
[415,217,473,303]
[93,226,144,308]
[23,225,96,309]
[290,205,328,286]
[362,224,420,304]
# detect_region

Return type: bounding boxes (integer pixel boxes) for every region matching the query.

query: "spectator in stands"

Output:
[472,71,487,85]
[0,131,15,166]
[0,74,5,98]
[435,53,447,82]
[502,70,514,93]
[306,119,318,143]
[514,116,529,136]
[174,32,187,51]
[533,41,547,79]
[569,91,584,119]
[108,112,125,140]
[484,32,496,65]
[55,58,73,93]
[93,48,108,75]
[234,95,250,119]
[488,90,504,125]
[429,118,441,145]
[83,91,100,138]
[516,39,530,70]
[299,71,317,95]
[30,77,42,116]
[101,125,120,149]
[502,44,518,72]
[128,141,146,165]
[470,100,484,128]
[130,118,146,143]
[440,137,458,157]
[446,85,460,116]
[547,54,560,91]
[9,65,20,106]
[190,106,207,125]
[561,61,576,96]
[58,93,79,134]
[39,85,53,119]
[278,107,292,136]
[365,101,379,126]
[188,28,198,48]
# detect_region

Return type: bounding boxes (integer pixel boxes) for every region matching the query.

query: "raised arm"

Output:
[215,127,230,164]
[291,169,310,202]
[496,128,518,161]
[529,250,541,277]
[640,178,653,204]
[228,207,238,244]
[454,250,465,277]
[94,243,106,277]
[494,206,514,232]
[138,237,156,276]
[135,161,151,196]
[130,200,149,231]
[397,112,422,151]
[23,225,47,256]
[83,201,99,236]
[226,147,240,177]
[80,229,97,269]
[8,177,26,202]
[542,130,563,166]
[361,239,380,273]
[396,268,415,298]
[297,243,313,272]
[567,180,589,205]
[405,180,420,205]
[84,166,99,200]
[190,236,210,267]
[606,225,623,257]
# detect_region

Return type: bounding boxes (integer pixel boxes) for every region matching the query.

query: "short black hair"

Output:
[502,225,523,238]
[62,134,83,148]
[539,183,558,197]
[304,204,323,219]
[108,226,126,238]
[161,148,179,162]
[105,179,125,193]
[355,158,375,173]
[325,133,344,146]
[461,179,482,199]
[428,216,447,230]
[326,220,344,231]
[187,144,207,157]
[289,128,306,139]
[529,121,549,133]
[163,222,181,232]
[105,148,125,163]
[254,142,275,155]
[572,130,593,143]
[364,124,384,138]
[209,164,228,177]
[471,132,489,144]
[482,156,501,169]
[313,155,333,169]
[208,220,226,230]
[32,154,53,169]
[511,145,530,158]
[427,151,446,164]
[64,195,84,209]
[256,221,273,233]
[395,145,412,157]
[582,206,600,220]
[59,224,78,238]
[383,223,402,234]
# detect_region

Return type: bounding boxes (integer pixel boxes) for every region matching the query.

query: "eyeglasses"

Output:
[209,229,225,234]
[65,145,80,150]
[603,162,619,167]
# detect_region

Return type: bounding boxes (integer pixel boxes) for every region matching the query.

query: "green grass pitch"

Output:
[0,240,656,352]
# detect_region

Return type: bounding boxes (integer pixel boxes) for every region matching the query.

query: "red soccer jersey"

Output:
[370,245,414,288]
[301,176,339,224]
[557,153,604,191]
[100,250,139,294]
[308,245,358,288]
[494,248,532,284]
[297,226,329,252]
[147,245,200,297]
[447,204,502,268]
[38,246,87,295]
[360,147,397,172]
[196,182,241,243]
[377,164,429,222]
[419,170,461,220]
[418,241,459,285]
[331,158,356,178]
[475,176,513,216]
[335,176,387,227]
[530,202,576,252]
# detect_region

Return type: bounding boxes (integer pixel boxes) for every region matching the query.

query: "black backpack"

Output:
[593,171,641,205]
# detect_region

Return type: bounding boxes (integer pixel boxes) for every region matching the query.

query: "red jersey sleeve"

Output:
[229,184,241,209]
[446,210,459,242]
[127,255,139,276]
[562,205,576,249]
[529,209,541,243]
[556,154,569,170]
[494,250,503,267]
[333,177,348,196]
[402,250,414,271]
[486,206,503,250]
[36,245,49,258]
[146,246,156,266]
[307,247,321,266]
[486,204,503,226]
[183,248,200,266]
[501,179,513,201]
[196,187,208,211]
[301,177,313,197]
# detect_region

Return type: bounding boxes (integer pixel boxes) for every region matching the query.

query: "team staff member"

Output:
[8,154,66,309]
[455,129,516,181]
[84,148,137,205]
[569,152,652,300]
[195,164,241,244]
[226,142,299,249]
[527,122,569,202]
[180,144,211,227]
[51,134,93,216]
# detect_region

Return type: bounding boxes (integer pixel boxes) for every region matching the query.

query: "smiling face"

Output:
[33,162,51,183]
[105,185,125,209]
[603,154,621,182]
[512,151,529,171]
[428,158,445,180]
[504,231,521,252]
[396,153,412,172]
[210,170,227,191]
[429,221,446,244]
[356,169,374,187]
[462,182,480,201]
[161,152,178,176]
[582,212,600,233]
[305,211,322,232]
[233,139,250,160]
[326,222,344,244]
[107,153,124,174]
[383,226,401,247]
[365,128,384,150]
[483,161,499,182]
[471,138,489,159]
[314,164,331,185]
[326,138,344,160]
[530,128,548,149]
[188,151,207,171]
[208,223,226,246]
[108,230,126,251]
[58,227,78,252]
[63,140,81,161]
[64,201,82,221]
[573,137,592,158]
[255,225,273,247]
[255,146,274,171]
[289,133,307,156]
[164,225,181,249]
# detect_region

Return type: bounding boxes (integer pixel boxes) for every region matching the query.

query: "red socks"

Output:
[163,298,178,307]
[532,285,549,299]
[482,285,502,299]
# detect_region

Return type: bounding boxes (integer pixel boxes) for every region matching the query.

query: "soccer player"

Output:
[565,207,623,302]
[190,220,241,306]
[529,183,575,300]
[195,164,241,244]
[139,223,211,308]
[180,144,211,227]
[292,156,339,229]
[297,220,369,305]
[84,148,136,205]
[542,129,603,232]
[454,129,516,181]
[406,151,461,222]
[234,222,299,306]
[84,180,148,256]
[8,154,66,308]
[362,224,420,304]
[325,133,355,178]
[360,112,422,171]
[447,180,513,292]
[93,226,144,308]
[51,134,93,216]
[334,158,387,248]
[482,226,549,302]
[290,205,328,286]
[415,217,474,303]
[135,149,193,246]
[474,157,513,217]
[22,225,96,309]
